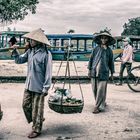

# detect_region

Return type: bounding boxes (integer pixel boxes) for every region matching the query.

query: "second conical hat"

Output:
[23,28,50,46]
[93,30,116,45]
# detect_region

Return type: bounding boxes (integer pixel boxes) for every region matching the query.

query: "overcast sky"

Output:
[1,0,140,35]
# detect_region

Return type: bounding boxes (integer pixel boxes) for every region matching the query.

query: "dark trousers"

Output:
[119,62,132,84]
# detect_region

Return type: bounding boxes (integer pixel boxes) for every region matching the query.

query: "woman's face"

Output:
[29,39,38,47]
[100,35,109,45]
[123,40,129,46]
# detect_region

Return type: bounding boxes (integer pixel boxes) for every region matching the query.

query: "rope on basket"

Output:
[51,45,84,113]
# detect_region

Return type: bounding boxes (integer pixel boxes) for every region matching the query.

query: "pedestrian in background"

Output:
[8,36,17,47]
[88,29,115,114]
[11,28,52,138]
[116,37,133,85]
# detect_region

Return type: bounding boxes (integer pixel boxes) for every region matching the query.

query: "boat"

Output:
[0,31,140,61]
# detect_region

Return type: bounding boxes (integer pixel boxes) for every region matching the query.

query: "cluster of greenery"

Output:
[0,0,39,25]
[121,17,140,36]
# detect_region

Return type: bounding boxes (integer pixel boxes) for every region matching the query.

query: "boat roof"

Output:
[0,31,28,36]
[47,34,93,39]
[115,35,140,41]
[2,31,140,41]
[0,31,93,39]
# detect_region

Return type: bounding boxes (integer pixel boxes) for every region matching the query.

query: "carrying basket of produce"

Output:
[48,88,84,114]
[48,45,84,114]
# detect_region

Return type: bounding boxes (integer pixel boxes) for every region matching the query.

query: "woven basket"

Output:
[48,100,84,114]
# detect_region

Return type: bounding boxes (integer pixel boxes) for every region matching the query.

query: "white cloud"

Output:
[2,0,140,35]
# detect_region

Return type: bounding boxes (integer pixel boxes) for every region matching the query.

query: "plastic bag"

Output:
[49,88,72,102]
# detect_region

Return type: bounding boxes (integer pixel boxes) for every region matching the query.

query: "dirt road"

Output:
[0,83,140,140]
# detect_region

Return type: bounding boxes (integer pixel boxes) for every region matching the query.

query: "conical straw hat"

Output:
[23,28,50,46]
[93,30,116,45]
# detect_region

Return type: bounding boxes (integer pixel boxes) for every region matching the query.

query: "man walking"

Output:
[11,28,52,138]
[88,29,115,113]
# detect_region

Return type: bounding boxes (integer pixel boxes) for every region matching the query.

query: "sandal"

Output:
[28,131,41,138]
[92,107,101,114]
[43,118,45,122]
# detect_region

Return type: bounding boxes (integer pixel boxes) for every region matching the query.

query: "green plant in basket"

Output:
[63,98,83,105]
[54,88,67,95]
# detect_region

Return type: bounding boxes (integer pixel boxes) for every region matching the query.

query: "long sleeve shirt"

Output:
[121,44,133,63]
[88,46,114,80]
[12,46,52,94]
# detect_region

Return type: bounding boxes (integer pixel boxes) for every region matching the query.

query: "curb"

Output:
[0,76,128,83]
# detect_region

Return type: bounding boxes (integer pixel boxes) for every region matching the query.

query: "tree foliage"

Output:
[0,0,39,25]
[121,17,140,36]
